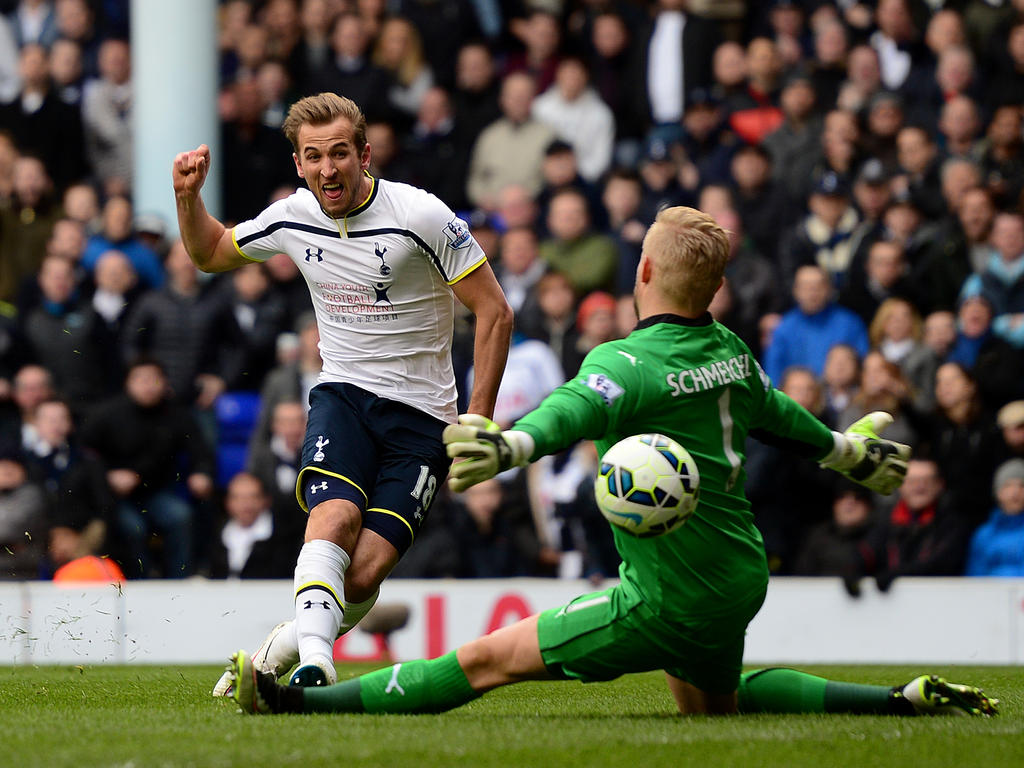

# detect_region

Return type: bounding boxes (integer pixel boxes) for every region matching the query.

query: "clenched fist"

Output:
[172,144,211,199]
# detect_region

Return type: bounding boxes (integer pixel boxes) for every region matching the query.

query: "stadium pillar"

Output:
[131,0,221,231]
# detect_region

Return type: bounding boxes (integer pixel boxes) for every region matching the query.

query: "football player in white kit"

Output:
[173,92,513,692]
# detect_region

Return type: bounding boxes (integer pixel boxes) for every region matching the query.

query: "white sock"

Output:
[293,539,349,666]
[338,587,380,637]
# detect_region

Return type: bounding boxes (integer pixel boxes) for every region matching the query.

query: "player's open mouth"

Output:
[323,183,342,200]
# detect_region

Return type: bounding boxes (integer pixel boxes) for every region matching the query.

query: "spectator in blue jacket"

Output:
[960,211,1024,348]
[763,264,869,384]
[965,458,1024,577]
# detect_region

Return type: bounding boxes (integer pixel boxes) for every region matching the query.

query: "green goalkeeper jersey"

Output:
[513,313,835,621]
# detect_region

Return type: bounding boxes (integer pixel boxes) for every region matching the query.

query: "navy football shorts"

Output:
[295,381,451,556]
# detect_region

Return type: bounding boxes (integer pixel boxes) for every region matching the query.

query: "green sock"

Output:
[302,651,480,714]
[738,668,896,715]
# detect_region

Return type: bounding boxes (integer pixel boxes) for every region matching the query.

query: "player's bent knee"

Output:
[306,499,362,544]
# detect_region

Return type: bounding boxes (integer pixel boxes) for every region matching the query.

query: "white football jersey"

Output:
[232,176,486,422]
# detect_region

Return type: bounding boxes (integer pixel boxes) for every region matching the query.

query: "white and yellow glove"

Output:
[820,411,912,495]
[442,414,534,492]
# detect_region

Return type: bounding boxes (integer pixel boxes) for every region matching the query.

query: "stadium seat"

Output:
[215,391,262,487]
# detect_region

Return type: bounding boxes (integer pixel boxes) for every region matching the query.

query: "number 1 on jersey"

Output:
[717,389,742,492]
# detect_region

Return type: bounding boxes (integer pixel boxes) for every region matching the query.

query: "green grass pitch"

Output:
[1,663,1021,768]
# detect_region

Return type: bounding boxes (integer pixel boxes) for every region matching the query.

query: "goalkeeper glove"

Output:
[442,414,534,492]
[820,411,911,495]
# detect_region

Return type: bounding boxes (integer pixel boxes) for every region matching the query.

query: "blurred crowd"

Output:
[0,0,1023,587]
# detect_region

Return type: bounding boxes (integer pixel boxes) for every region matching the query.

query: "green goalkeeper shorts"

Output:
[536,583,765,695]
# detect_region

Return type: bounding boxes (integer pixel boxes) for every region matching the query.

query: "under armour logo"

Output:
[305,247,323,262]
[310,481,328,494]
[303,599,330,610]
[374,242,391,275]
[313,435,329,462]
[384,663,405,696]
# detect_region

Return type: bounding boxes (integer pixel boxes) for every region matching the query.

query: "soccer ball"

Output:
[594,433,700,538]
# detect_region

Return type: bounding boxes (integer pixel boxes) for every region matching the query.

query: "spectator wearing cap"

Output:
[531,56,615,183]
[466,71,555,211]
[638,0,720,132]
[960,211,1024,347]
[637,136,688,225]
[965,459,1024,577]
[538,188,618,298]
[763,264,869,385]
[843,159,893,276]
[563,291,617,377]
[995,400,1024,464]
[134,212,170,261]
[0,440,47,579]
[778,169,861,288]
[679,85,735,188]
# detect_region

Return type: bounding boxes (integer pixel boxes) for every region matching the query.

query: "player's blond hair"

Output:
[641,206,730,312]
[282,92,367,154]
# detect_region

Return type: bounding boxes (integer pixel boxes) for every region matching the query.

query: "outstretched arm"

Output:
[451,261,514,420]
[172,144,249,273]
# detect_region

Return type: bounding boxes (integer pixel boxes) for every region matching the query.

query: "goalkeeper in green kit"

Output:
[228,207,997,718]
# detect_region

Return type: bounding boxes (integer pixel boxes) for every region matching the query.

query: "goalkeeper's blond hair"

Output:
[641,206,730,313]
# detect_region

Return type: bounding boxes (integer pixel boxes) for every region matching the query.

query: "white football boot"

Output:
[212,621,299,697]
